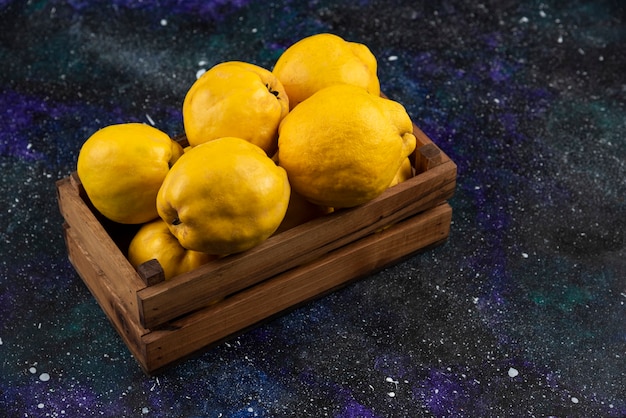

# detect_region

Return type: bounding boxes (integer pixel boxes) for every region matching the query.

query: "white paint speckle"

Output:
[0,337,3,345]
[522,252,529,258]
[142,407,149,414]
[388,55,398,61]
[557,35,563,43]
[539,10,547,18]
[39,373,50,382]
[29,367,37,374]
[247,407,254,412]
[519,16,529,23]
[251,28,258,33]
[160,19,167,26]
[146,114,155,126]
[386,377,399,393]
[571,397,579,404]
[508,367,519,378]
[37,403,44,409]
[387,391,396,397]
[196,69,206,79]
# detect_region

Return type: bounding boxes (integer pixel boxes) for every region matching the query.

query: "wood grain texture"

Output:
[63,224,150,367]
[56,177,147,324]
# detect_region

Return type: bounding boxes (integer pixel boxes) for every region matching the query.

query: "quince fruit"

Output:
[128,219,216,280]
[277,84,416,208]
[182,61,289,155]
[77,123,184,224]
[156,137,291,255]
[388,158,414,188]
[272,33,380,109]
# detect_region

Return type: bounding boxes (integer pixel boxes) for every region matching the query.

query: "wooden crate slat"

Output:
[63,224,149,363]
[57,177,146,324]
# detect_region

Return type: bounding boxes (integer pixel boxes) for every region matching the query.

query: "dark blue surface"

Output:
[1,1,625,416]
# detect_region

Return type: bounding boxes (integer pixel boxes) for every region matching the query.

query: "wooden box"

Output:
[56,124,456,374]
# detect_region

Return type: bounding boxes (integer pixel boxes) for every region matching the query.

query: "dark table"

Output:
[1,1,624,416]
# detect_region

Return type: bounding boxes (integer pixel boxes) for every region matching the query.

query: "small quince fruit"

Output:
[77,123,184,224]
[128,219,216,280]
[388,158,414,188]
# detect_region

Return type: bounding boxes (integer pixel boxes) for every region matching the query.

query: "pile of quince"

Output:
[75,33,417,280]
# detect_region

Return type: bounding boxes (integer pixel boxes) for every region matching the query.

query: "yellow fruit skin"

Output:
[157,137,291,255]
[128,219,216,280]
[272,33,380,109]
[277,84,416,208]
[388,157,414,187]
[182,61,289,155]
[77,123,184,224]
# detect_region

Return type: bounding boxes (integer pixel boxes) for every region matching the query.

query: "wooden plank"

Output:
[417,143,443,173]
[137,259,166,286]
[140,203,452,373]
[63,224,149,368]
[56,177,147,324]
[137,158,456,329]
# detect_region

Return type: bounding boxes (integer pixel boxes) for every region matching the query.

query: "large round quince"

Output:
[77,123,184,224]
[128,219,216,280]
[277,84,416,208]
[182,61,289,155]
[156,137,291,255]
[272,33,380,109]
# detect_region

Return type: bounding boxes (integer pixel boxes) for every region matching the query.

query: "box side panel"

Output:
[63,224,150,371]
[56,178,146,324]
[140,203,452,373]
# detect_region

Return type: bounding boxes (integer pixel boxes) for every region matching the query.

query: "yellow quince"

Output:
[128,219,216,280]
[156,137,291,255]
[272,33,380,109]
[182,61,289,155]
[77,123,184,224]
[277,84,416,208]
